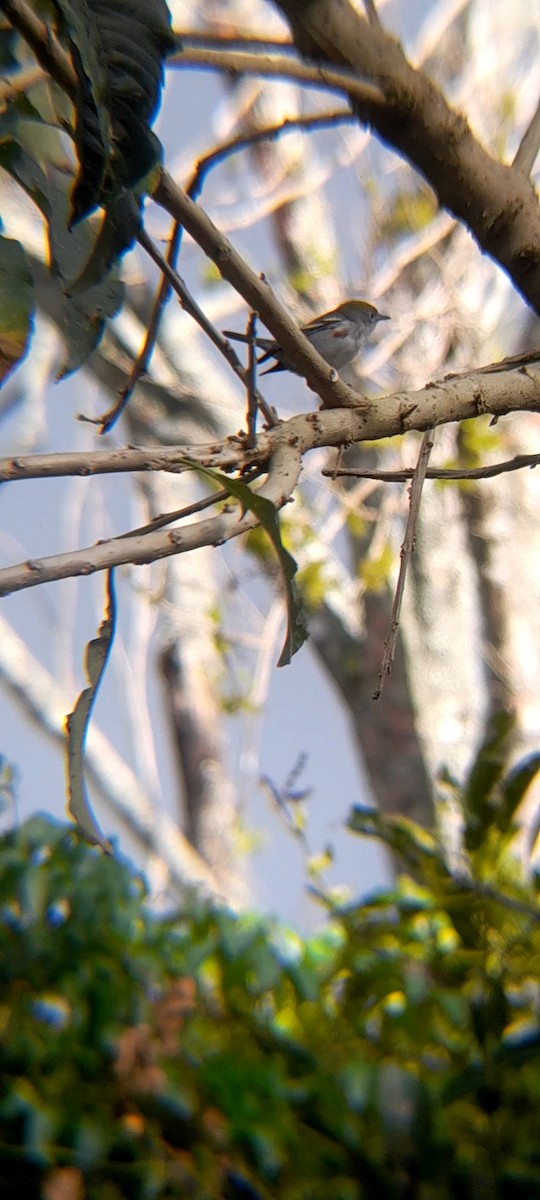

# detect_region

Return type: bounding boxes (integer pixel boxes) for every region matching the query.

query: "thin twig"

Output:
[187,109,356,202]
[103,110,354,434]
[324,452,540,484]
[373,429,435,700]
[108,469,263,544]
[362,0,382,28]
[168,46,386,107]
[261,753,313,850]
[446,350,540,378]
[0,0,76,96]
[100,118,351,432]
[98,219,183,434]
[246,312,258,448]
[513,94,540,175]
[0,442,302,596]
[177,30,296,53]
[136,225,278,429]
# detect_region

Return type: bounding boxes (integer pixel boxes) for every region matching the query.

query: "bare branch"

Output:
[169,45,386,107]
[187,109,356,203]
[362,0,382,27]
[246,311,258,448]
[0,0,76,96]
[98,219,183,434]
[2,362,540,488]
[177,29,296,53]
[275,0,540,310]
[513,94,540,176]
[373,430,435,700]
[0,443,302,595]
[323,453,540,484]
[136,225,278,429]
[0,443,251,483]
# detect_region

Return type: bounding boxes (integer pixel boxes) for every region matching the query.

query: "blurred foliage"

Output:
[2,722,540,1198]
[379,186,438,242]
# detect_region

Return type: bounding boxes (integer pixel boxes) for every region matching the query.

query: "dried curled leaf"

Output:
[65,570,116,850]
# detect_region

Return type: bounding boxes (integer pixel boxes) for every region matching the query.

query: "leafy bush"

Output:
[1,727,540,1198]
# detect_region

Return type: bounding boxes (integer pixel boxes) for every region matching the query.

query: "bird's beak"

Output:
[378,313,390,321]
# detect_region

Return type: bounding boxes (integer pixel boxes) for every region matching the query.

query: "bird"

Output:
[223,299,389,376]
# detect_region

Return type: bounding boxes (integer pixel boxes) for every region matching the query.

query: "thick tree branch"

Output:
[274,0,540,311]
[0,443,302,595]
[2,362,540,486]
[152,172,367,411]
[6,0,538,371]
[1,366,540,594]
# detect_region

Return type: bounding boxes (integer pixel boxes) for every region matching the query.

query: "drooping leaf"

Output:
[461,710,515,852]
[0,234,34,384]
[65,190,141,297]
[195,466,308,667]
[347,805,441,870]
[498,752,540,840]
[54,0,175,225]
[0,24,18,70]
[0,129,123,372]
[65,570,116,851]
[54,0,112,223]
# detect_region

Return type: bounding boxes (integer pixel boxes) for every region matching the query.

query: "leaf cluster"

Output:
[0,0,173,383]
[2,725,540,1198]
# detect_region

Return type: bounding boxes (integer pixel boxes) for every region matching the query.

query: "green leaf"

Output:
[194,466,308,667]
[55,0,174,224]
[65,570,116,850]
[0,235,34,384]
[54,0,112,223]
[0,130,123,371]
[347,805,439,869]
[500,753,540,854]
[461,710,515,852]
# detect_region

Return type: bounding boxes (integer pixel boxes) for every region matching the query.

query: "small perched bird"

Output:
[223,299,389,375]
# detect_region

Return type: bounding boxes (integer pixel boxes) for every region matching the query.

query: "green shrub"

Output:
[1,724,540,1198]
